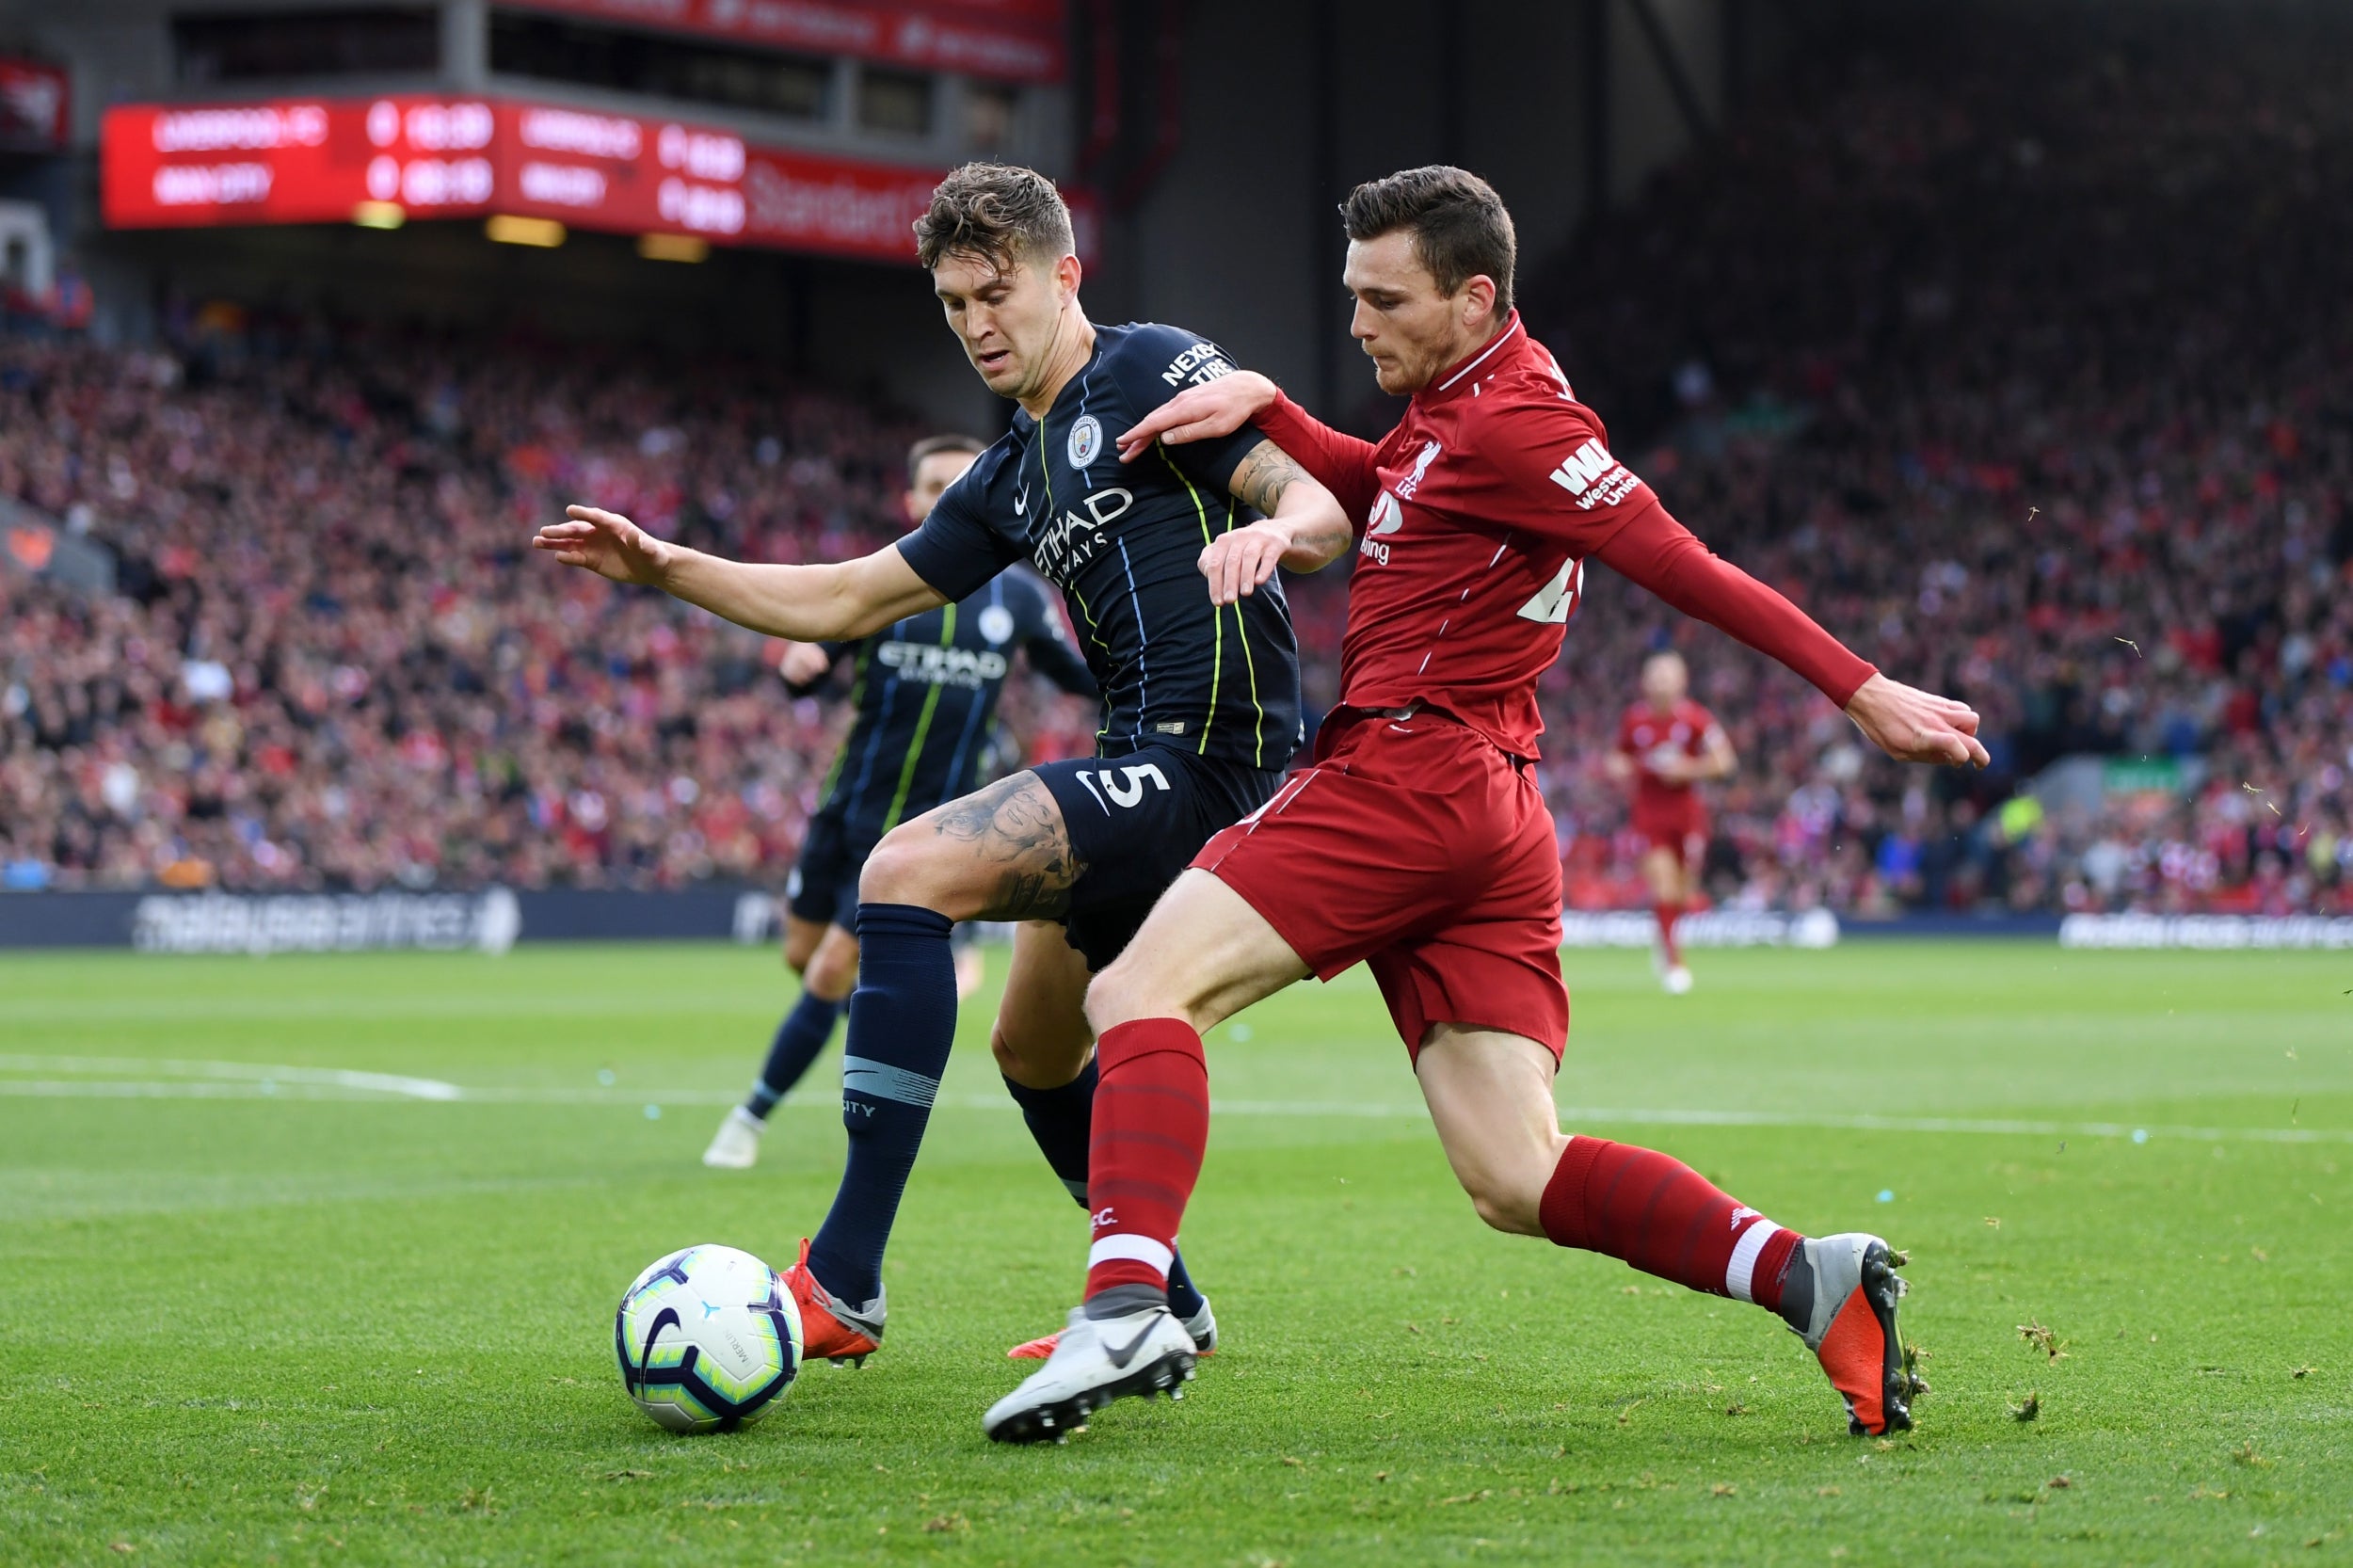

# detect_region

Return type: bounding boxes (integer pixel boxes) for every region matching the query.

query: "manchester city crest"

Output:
[1066,414,1102,468]
[977,604,1016,645]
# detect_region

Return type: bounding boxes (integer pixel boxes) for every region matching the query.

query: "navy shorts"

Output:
[1034,745,1285,971]
[786,811,869,931]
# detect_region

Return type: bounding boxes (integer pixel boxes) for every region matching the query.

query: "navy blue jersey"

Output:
[897,321,1305,772]
[808,568,1096,840]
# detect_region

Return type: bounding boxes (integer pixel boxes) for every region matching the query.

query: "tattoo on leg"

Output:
[927,773,1084,920]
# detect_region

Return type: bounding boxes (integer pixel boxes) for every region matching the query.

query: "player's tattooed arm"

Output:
[1228,440,1311,516]
[1198,440,1354,605]
[924,772,1086,920]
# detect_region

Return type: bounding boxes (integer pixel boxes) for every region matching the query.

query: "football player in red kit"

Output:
[1607,649,1735,993]
[980,168,1986,1446]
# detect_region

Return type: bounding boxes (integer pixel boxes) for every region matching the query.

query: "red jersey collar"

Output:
[1414,311,1525,408]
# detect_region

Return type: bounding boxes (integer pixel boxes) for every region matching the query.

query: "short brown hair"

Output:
[1340,166,1516,316]
[906,432,987,485]
[913,162,1074,274]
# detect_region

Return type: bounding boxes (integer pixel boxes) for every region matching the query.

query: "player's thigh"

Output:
[1638,844,1683,901]
[1415,1025,1568,1238]
[802,923,859,1001]
[858,771,1081,922]
[1085,869,1311,1037]
[780,913,830,974]
[991,920,1096,1088]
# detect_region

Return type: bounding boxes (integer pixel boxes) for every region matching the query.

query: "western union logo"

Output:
[1548,439,1619,494]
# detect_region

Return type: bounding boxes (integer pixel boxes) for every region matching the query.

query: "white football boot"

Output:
[701,1106,765,1169]
[1007,1294,1219,1360]
[983,1302,1197,1443]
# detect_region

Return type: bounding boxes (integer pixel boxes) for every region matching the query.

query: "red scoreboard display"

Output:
[101,95,955,264]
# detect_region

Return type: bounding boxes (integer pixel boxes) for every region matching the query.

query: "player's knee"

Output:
[857,826,951,910]
[1462,1176,1541,1236]
[1080,954,1151,1037]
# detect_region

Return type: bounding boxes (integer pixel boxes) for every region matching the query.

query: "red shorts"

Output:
[1193,710,1567,1059]
[1631,793,1706,859]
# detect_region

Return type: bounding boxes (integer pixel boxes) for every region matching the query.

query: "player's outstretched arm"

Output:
[1197,441,1353,606]
[1593,508,1989,769]
[534,504,946,641]
[1840,674,1988,768]
[1119,371,1383,521]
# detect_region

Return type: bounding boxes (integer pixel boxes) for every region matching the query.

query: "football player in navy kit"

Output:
[534,161,1350,1368]
[700,433,1098,1172]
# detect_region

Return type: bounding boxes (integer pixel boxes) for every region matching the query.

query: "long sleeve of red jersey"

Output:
[1256,391,1383,525]
[1596,504,1879,708]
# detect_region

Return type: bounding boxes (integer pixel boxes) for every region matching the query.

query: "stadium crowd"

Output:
[0,328,1095,895]
[1527,6,2353,916]
[3,7,2347,916]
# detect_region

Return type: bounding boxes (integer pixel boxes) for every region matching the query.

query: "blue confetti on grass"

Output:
[644,1104,662,1120]
[2132,1128,2149,1144]
[598,1069,616,1086]
[1876,1189,1895,1204]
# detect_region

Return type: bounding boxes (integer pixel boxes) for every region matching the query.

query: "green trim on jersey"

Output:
[815,646,873,810]
[1156,443,1225,755]
[1225,494,1269,769]
[879,604,956,833]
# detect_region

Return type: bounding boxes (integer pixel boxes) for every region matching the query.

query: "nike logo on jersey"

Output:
[1014,490,1027,515]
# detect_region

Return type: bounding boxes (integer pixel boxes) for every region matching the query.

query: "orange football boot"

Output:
[781,1239,885,1368]
[1783,1233,1922,1435]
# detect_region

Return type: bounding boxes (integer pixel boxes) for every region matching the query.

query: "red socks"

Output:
[1082,1018,1209,1301]
[1653,901,1684,966]
[1540,1135,1799,1309]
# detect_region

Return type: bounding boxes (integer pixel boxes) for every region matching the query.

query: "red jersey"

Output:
[1257,312,1661,759]
[1616,698,1722,810]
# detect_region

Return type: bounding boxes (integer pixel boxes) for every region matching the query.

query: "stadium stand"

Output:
[1528,9,2353,918]
[4,9,2347,916]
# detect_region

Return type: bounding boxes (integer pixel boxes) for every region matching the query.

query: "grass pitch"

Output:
[3,938,2348,1565]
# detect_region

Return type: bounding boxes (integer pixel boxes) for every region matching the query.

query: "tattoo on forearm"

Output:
[1229,439,1309,516]
[927,771,1085,920]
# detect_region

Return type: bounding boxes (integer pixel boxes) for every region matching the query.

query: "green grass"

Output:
[3,939,2349,1565]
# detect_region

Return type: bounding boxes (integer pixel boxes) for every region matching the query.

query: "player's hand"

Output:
[779,641,832,686]
[1198,519,1289,605]
[1844,674,1990,768]
[1118,370,1281,460]
[533,504,674,587]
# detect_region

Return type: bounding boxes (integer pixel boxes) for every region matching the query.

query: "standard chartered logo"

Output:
[878,642,1009,687]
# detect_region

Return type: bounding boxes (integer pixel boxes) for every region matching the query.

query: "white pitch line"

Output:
[0,1070,2342,1147]
[0,1054,461,1100]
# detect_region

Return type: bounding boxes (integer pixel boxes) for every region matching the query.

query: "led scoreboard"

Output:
[101,95,955,263]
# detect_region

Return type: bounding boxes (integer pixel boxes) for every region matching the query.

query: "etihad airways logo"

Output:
[876,641,1009,689]
[1548,439,1640,511]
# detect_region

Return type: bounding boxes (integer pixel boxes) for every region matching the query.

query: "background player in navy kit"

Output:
[534,161,1349,1367]
[702,432,1098,1171]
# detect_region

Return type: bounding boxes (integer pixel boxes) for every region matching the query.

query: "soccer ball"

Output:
[615,1243,802,1432]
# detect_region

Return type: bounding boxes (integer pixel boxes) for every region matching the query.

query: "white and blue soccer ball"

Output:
[615,1243,802,1432]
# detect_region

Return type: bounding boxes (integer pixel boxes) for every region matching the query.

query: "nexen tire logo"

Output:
[876,643,1008,687]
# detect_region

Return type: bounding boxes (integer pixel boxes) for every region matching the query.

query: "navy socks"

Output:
[744,989,845,1119]
[1001,1057,1208,1322]
[806,904,957,1306]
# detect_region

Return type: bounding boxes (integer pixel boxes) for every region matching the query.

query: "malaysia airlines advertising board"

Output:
[101,95,951,264]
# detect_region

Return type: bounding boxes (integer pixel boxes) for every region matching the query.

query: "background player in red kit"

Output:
[981,167,1989,1447]
[1607,649,1735,993]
